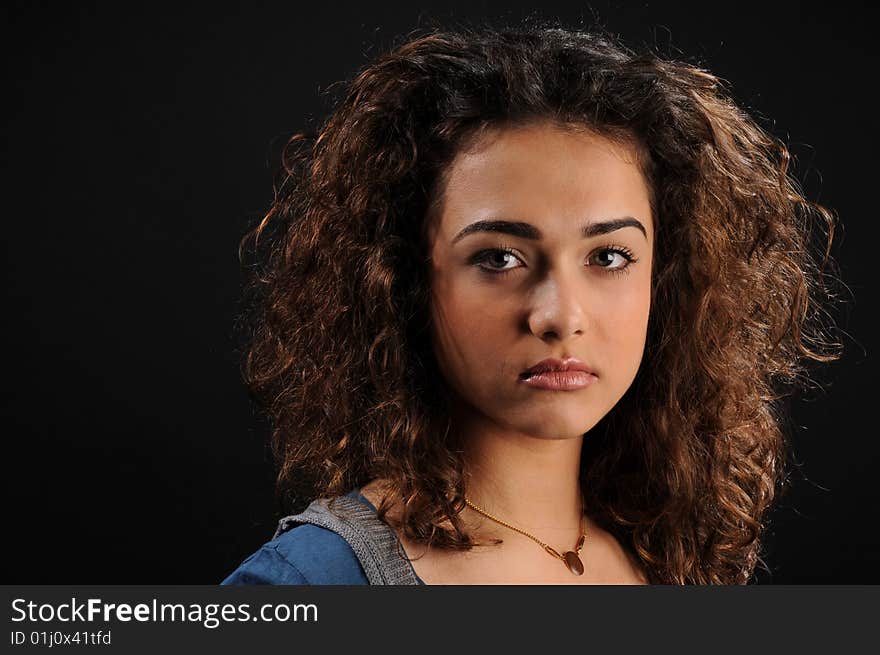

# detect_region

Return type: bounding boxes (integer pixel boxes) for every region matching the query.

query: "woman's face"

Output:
[427,121,654,440]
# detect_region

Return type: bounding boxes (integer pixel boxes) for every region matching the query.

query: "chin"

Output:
[509,416,599,440]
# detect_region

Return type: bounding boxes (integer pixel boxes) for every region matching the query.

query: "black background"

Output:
[2,1,876,583]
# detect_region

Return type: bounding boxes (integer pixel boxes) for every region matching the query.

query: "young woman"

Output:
[222,23,842,585]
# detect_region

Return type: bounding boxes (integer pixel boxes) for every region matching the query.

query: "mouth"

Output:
[518,357,598,391]
[519,357,597,379]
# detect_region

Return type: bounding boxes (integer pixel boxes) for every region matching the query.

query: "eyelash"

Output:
[471,243,639,278]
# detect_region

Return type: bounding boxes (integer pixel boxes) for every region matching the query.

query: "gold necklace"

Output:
[464,493,587,576]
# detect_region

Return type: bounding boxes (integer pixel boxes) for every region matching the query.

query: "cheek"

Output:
[430,275,511,379]
[596,277,651,365]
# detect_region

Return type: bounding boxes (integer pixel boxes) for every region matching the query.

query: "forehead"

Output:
[429,122,653,245]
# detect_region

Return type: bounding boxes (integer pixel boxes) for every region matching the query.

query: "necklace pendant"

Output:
[563,550,584,576]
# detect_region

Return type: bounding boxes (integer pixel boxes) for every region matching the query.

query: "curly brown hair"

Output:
[236,22,844,584]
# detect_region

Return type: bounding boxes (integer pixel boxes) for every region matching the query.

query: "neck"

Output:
[456,405,586,537]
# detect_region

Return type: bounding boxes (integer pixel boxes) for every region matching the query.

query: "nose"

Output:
[526,269,587,342]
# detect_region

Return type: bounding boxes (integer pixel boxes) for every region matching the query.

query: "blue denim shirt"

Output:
[221,489,426,585]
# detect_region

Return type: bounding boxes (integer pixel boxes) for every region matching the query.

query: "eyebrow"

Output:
[451,217,648,244]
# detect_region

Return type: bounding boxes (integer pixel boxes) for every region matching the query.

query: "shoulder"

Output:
[221,523,369,586]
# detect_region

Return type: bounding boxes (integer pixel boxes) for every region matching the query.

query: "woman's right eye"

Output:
[471,247,525,275]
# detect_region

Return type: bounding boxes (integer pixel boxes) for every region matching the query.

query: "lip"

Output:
[519,357,598,391]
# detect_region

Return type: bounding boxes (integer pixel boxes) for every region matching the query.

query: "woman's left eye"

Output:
[589,246,637,274]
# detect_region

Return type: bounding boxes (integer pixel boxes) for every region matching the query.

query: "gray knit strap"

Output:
[272,495,421,585]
